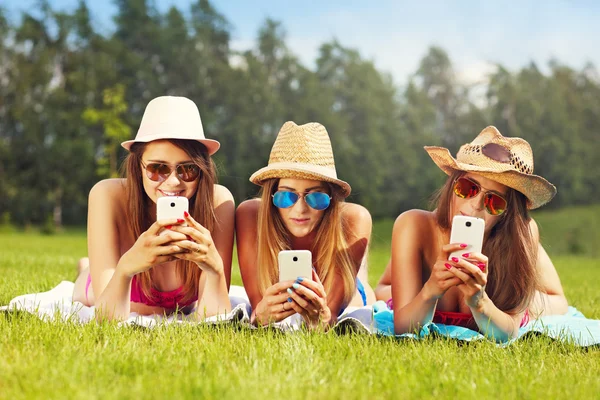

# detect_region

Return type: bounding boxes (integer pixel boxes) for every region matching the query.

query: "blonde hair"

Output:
[256,179,356,306]
[433,170,540,313]
[123,139,217,306]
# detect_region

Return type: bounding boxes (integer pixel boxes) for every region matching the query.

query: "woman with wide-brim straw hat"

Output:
[236,121,376,329]
[375,126,568,340]
[72,96,234,320]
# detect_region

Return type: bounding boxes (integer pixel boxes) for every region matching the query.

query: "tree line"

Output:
[0,0,598,228]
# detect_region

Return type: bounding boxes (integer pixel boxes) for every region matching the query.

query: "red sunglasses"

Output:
[142,162,201,182]
[453,177,507,216]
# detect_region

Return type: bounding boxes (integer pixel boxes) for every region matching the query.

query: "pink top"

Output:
[86,274,198,310]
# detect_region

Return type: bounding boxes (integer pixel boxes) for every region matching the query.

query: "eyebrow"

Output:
[278,185,325,192]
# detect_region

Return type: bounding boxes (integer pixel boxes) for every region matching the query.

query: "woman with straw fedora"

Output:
[375,126,568,340]
[236,121,376,329]
[72,96,233,320]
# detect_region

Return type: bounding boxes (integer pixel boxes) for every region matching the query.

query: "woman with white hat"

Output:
[72,96,233,320]
[375,126,568,339]
[236,121,375,329]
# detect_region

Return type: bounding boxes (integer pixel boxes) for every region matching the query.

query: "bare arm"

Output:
[529,219,568,317]
[193,184,234,317]
[391,211,462,334]
[90,180,185,320]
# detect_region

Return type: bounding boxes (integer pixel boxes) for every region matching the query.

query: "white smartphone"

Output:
[157,196,189,232]
[448,215,485,261]
[278,250,313,282]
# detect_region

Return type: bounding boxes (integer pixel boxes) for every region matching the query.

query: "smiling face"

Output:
[450,172,508,233]
[275,178,330,239]
[140,140,199,204]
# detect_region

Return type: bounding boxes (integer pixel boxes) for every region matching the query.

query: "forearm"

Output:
[393,289,439,334]
[470,293,520,342]
[196,269,231,319]
[94,267,133,321]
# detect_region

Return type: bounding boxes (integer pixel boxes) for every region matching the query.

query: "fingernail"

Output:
[292,283,300,290]
[444,263,452,270]
[296,277,304,282]
[462,253,469,258]
[177,219,184,223]
[287,297,292,303]
[186,235,192,240]
[184,211,189,217]
[451,257,459,263]
[165,225,172,230]
[478,263,486,271]
[287,288,293,294]
[460,243,468,248]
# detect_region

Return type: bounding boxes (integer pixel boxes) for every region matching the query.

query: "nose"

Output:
[291,194,310,212]
[468,193,486,213]
[163,169,182,185]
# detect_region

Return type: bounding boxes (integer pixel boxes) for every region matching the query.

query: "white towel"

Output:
[1,282,375,333]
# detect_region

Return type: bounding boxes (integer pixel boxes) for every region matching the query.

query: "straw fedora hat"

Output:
[250,121,351,197]
[121,96,220,155]
[424,126,556,209]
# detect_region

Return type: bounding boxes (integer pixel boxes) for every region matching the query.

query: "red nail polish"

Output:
[478,263,486,272]
[451,257,459,263]
[165,225,172,230]
[444,263,452,270]
[184,211,189,217]
[460,243,468,248]
[177,219,184,223]
[462,253,469,258]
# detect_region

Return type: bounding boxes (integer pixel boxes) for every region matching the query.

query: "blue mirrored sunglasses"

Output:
[272,191,332,211]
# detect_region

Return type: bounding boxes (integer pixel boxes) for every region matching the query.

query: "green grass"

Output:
[1,205,600,399]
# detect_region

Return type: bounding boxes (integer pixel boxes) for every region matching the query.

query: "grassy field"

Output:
[1,206,599,399]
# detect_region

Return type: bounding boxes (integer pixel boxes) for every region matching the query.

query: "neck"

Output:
[290,230,317,251]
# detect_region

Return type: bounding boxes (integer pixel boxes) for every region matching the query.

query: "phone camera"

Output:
[293,256,298,262]
[466,221,472,227]
[170,202,175,207]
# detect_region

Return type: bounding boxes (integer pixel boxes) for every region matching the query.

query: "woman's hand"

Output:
[287,270,332,330]
[170,212,224,276]
[252,281,297,326]
[422,243,465,300]
[118,218,188,277]
[446,251,489,311]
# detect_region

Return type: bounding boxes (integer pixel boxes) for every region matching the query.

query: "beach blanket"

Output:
[372,301,600,347]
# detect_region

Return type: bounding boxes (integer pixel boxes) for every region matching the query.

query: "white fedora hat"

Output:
[121,96,220,155]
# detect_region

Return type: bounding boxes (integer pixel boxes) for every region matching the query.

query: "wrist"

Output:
[420,282,442,302]
[468,290,490,314]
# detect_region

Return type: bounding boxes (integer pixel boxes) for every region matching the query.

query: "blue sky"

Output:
[3,0,599,85]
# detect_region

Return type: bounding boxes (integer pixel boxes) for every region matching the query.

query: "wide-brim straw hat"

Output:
[121,96,220,155]
[250,121,351,197]
[424,126,556,209]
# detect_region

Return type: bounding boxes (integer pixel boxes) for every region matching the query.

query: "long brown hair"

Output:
[433,170,540,314]
[256,179,357,306]
[122,139,217,305]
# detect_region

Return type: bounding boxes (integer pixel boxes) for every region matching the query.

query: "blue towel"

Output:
[373,301,600,347]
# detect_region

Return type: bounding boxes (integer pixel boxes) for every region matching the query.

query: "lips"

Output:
[291,218,310,224]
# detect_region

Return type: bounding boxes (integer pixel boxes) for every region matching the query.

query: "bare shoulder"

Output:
[394,209,434,229]
[341,202,372,227]
[213,184,235,207]
[236,198,260,223]
[89,179,127,207]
